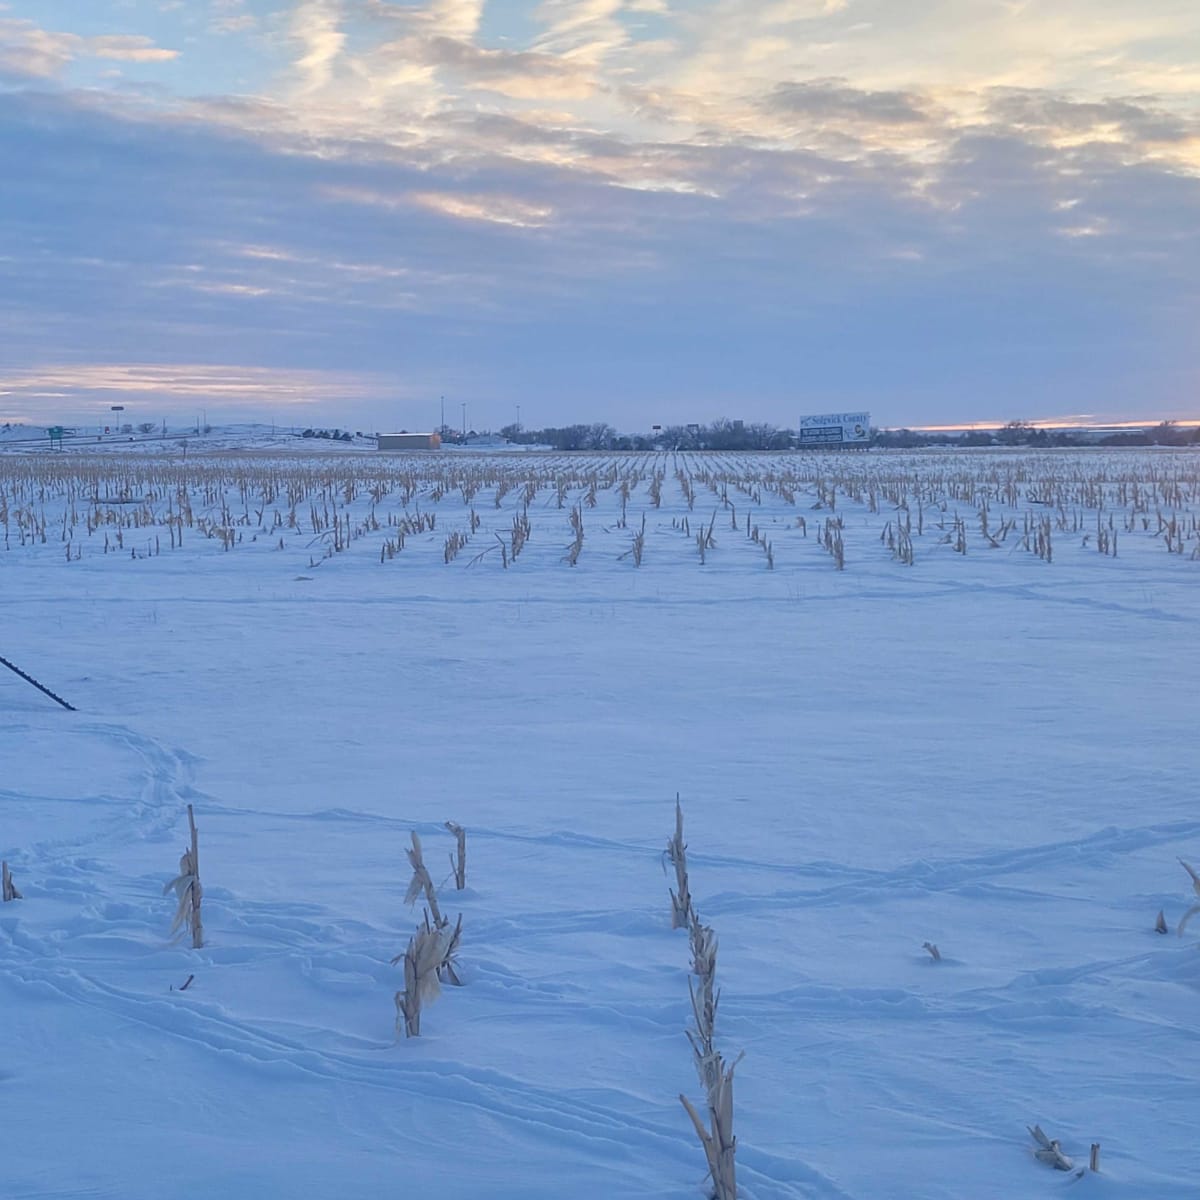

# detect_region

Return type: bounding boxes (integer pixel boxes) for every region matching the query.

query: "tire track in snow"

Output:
[922,576,1194,627]
[182,803,1200,890]
[695,819,1200,915]
[5,576,1194,626]
[721,963,1200,1042]
[0,957,829,1199]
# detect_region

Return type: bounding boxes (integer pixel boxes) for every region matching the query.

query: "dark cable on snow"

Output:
[0,653,76,711]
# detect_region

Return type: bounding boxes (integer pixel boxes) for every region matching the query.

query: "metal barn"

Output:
[376,432,442,450]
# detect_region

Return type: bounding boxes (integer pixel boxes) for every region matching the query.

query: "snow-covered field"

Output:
[2,444,1197,1199]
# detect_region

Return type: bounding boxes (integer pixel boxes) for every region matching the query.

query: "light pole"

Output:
[440,395,444,435]
[461,402,466,438]
[516,404,521,433]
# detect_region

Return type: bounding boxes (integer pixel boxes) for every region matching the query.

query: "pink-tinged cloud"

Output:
[0,19,177,77]
[88,36,179,63]
[0,364,386,414]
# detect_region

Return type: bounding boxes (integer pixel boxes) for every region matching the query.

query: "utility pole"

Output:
[461,402,466,438]
[440,395,444,435]
[516,403,521,432]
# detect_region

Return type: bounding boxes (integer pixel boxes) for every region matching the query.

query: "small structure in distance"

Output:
[377,431,442,450]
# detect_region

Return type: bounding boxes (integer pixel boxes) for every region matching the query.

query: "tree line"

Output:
[499,419,805,451]
[875,420,1199,449]
[450,417,1198,451]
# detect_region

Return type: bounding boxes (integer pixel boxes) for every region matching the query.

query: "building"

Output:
[1074,426,1146,444]
[377,432,442,450]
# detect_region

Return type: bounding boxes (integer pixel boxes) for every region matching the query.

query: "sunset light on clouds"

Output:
[1,0,1197,430]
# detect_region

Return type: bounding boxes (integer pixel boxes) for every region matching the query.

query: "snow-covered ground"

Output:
[1,445,1197,1199]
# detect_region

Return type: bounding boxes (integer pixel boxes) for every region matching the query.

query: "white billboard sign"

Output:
[798,411,871,445]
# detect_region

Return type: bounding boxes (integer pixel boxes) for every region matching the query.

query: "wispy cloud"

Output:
[89,36,179,63]
[0,363,382,411]
[410,190,555,227]
[0,17,177,79]
[321,184,553,228]
[422,37,595,99]
[291,0,345,92]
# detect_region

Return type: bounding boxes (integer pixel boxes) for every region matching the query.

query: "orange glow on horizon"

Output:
[903,418,1200,433]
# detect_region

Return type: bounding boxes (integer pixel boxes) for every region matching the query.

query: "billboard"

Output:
[798,411,871,446]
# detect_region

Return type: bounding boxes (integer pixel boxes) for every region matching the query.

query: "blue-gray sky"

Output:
[1,1,1197,431]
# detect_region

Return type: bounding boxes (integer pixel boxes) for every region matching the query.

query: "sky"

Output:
[0,1,1197,433]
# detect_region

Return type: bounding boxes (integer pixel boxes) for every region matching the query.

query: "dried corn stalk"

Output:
[163,804,203,948]
[686,972,718,1061]
[405,831,443,927]
[688,917,719,1061]
[564,503,584,565]
[1177,858,1200,936]
[674,804,740,1200]
[665,797,694,929]
[689,911,717,973]
[1028,1124,1074,1171]
[680,1049,742,1200]
[438,912,464,986]
[445,821,466,890]
[393,917,448,1037]
[2,860,21,902]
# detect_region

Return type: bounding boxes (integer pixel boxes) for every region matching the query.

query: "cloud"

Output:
[422,36,596,99]
[213,15,258,35]
[208,0,256,32]
[409,190,554,227]
[0,363,382,414]
[758,0,850,22]
[320,184,553,228]
[532,0,629,65]
[1,4,1199,429]
[986,88,1200,165]
[0,18,177,79]
[766,79,932,126]
[291,0,346,91]
[89,36,179,63]
[0,18,82,78]
[428,0,487,42]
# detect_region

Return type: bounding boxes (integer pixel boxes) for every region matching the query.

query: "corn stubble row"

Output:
[7,788,1199,1194]
[1,449,1198,571]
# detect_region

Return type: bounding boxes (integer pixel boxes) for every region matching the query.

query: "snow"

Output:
[1,444,1197,1199]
